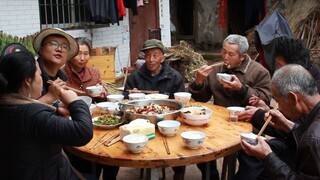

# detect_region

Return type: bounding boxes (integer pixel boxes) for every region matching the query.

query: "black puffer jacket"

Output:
[0,94,93,179]
[124,62,185,99]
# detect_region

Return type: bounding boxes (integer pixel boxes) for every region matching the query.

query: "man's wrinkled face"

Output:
[144,48,165,75]
[271,85,300,121]
[221,42,246,69]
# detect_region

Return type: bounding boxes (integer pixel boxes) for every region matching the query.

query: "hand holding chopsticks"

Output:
[192,62,230,72]
[47,80,86,95]
[257,104,279,137]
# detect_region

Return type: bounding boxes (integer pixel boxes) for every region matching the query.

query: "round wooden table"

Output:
[65,102,252,179]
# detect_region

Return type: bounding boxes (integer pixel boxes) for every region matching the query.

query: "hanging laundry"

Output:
[123,0,138,15]
[137,0,144,7]
[84,0,119,24]
[118,0,126,17]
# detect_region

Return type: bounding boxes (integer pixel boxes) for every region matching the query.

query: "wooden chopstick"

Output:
[47,80,86,94]
[162,137,170,155]
[103,133,120,146]
[105,135,121,147]
[89,132,110,150]
[89,132,119,150]
[127,90,159,94]
[257,104,279,137]
[192,62,225,72]
[139,90,159,94]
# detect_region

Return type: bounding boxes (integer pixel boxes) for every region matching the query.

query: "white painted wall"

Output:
[159,0,171,47]
[0,0,40,36]
[0,0,171,75]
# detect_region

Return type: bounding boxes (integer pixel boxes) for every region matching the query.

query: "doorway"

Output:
[129,0,159,64]
[173,0,196,42]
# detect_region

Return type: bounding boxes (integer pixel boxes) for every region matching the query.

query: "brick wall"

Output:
[0,0,171,74]
[0,0,40,36]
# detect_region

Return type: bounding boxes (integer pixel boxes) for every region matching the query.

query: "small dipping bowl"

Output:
[86,85,103,97]
[240,132,265,145]
[181,130,206,149]
[157,120,181,137]
[107,94,125,102]
[226,106,245,124]
[129,93,146,100]
[216,73,232,83]
[96,102,117,111]
[174,92,192,105]
[122,134,149,153]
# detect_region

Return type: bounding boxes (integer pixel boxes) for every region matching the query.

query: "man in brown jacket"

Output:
[189,34,271,179]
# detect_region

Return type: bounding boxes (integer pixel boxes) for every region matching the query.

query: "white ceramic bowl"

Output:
[227,106,245,116]
[89,104,97,115]
[78,96,92,108]
[145,94,169,100]
[157,120,181,137]
[107,94,124,102]
[181,130,206,149]
[122,134,149,153]
[180,106,212,126]
[86,85,103,97]
[129,93,146,100]
[96,102,117,110]
[174,92,192,104]
[240,132,264,145]
[216,73,232,82]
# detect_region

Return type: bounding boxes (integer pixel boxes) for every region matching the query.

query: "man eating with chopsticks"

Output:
[189,34,272,180]
[241,64,320,179]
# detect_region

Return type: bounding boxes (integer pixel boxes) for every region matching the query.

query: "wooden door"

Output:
[129,0,159,65]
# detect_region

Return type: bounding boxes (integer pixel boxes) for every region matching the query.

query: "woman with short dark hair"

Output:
[0,51,93,179]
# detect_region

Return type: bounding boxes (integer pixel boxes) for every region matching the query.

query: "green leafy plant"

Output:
[0,30,38,55]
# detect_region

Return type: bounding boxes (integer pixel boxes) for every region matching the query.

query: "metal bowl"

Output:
[119,99,184,124]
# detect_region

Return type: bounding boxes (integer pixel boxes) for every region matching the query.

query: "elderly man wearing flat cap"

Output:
[33,28,79,105]
[123,39,186,179]
[124,39,185,98]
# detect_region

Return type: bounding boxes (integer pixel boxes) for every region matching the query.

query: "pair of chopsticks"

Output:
[105,135,121,147]
[89,132,120,150]
[162,137,170,155]
[257,104,279,137]
[47,80,86,94]
[127,90,159,94]
[192,62,226,72]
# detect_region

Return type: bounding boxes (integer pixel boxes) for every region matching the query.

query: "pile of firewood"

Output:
[166,41,207,82]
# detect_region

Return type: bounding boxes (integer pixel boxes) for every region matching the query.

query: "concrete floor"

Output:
[114,158,224,180]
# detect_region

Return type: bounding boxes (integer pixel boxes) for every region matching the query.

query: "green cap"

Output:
[141,39,165,54]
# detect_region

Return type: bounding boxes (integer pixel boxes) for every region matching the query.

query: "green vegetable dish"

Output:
[94,114,123,125]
